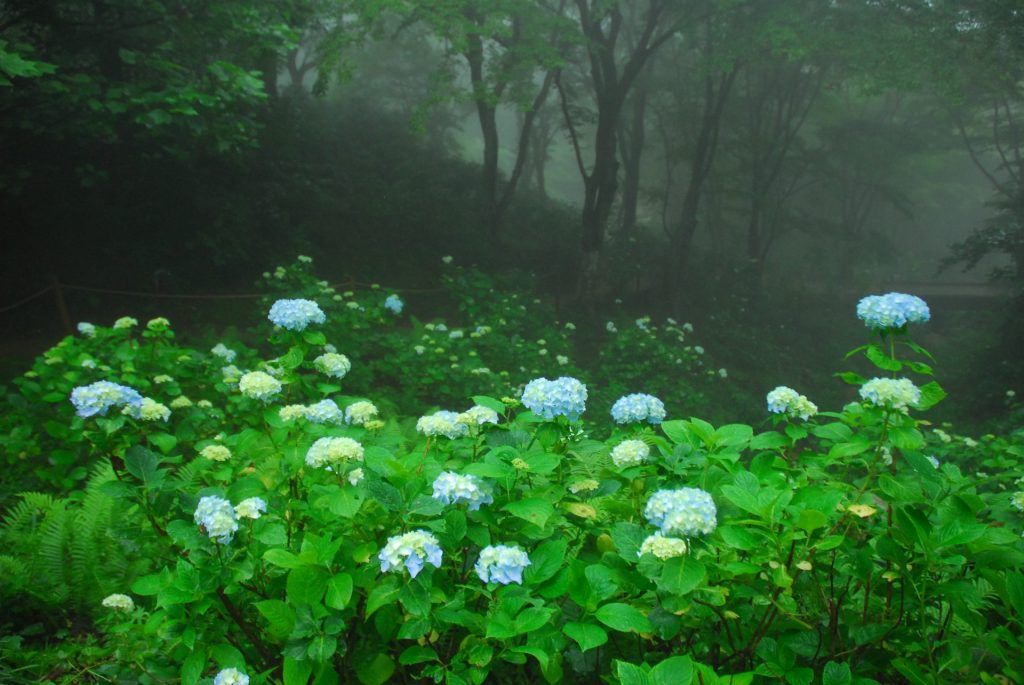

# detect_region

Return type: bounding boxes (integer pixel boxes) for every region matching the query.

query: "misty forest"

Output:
[3,1,1024,684]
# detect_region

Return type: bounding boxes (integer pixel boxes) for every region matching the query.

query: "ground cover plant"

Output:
[1,265,1023,685]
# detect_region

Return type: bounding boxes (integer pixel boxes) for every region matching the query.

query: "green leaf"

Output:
[916,381,946,410]
[525,538,567,585]
[891,659,932,685]
[180,649,205,685]
[1006,573,1024,619]
[750,431,789,450]
[822,661,852,685]
[660,420,690,445]
[865,345,902,371]
[149,431,177,454]
[280,345,305,369]
[307,635,337,663]
[303,331,327,346]
[131,573,164,596]
[325,573,354,610]
[510,646,550,673]
[649,656,693,685]
[564,622,608,652]
[594,603,653,634]
[515,607,556,633]
[615,660,650,685]
[124,445,161,485]
[472,395,507,414]
[399,646,439,666]
[810,423,853,442]
[836,371,866,385]
[256,600,296,638]
[713,424,752,448]
[796,509,828,532]
[287,566,329,606]
[365,581,400,617]
[284,656,313,685]
[264,548,306,569]
[658,557,705,596]
[504,497,554,528]
[356,654,395,685]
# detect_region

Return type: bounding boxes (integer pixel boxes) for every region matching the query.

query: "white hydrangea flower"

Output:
[610,439,650,467]
[102,593,135,611]
[639,533,688,560]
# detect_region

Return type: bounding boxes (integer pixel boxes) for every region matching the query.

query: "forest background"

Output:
[2,0,1023,427]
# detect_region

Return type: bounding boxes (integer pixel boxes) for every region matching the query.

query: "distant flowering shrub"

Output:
[113,316,137,329]
[611,439,650,467]
[766,386,818,420]
[70,381,143,418]
[379,530,443,578]
[77,322,96,337]
[214,668,250,685]
[211,343,236,363]
[384,294,404,314]
[432,472,493,511]
[344,400,378,425]
[234,497,267,520]
[475,545,531,585]
[856,292,930,330]
[194,496,238,544]
[305,437,364,469]
[520,376,587,421]
[146,317,170,331]
[568,479,600,495]
[645,488,717,537]
[639,533,689,560]
[416,410,469,439]
[610,393,666,425]
[238,371,282,401]
[314,352,351,379]
[101,593,135,611]
[268,298,326,331]
[201,445,232,462]
[860,377,921,412]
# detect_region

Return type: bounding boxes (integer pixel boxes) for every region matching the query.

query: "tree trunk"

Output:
[619,86,648,235]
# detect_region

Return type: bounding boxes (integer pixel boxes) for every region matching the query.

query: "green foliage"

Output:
[1,261,1023,685]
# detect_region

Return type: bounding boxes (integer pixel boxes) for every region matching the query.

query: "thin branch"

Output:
[556,69,590,181]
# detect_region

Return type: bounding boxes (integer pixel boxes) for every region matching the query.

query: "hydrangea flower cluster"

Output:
[1011,492,1024,512]
[416,411,469,439]
[611,439,650,467]
[239,371,282,401]
[305,437,364,469]
[520,376,588,421]
[113,316,137,329]
[345,400,379,425]
[645,488,717,537]
[859,377,921,412]
[101,593,135,611]
[201,445,232,462]
[384,294,404,314]
[194,496,238,544]
[475,545,531,585]
[432,472,493,511]
[127,397,171,422]
[639,533,689,560]
[766,386,818,420]
[234,497,267,520]
[146,317,170,331]
[70,381,143,418]
[302,399,344,425]
[214,668,250,685]
[268,298,326,331]
[78,322,96,337]
[314,352,351,379]
[456,405,499,427]
[379,530,443,578]
[211,343,236,363]
[856,292,930,330]
[610,393,666,425]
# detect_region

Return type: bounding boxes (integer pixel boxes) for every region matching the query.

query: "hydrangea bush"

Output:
[1,269,1023,685]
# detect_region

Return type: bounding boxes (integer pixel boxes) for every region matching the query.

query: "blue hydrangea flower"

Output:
[379,530,443,578]
[303,399,344,425]
[859,377,921,412]
[268,298,326,331]
[70,381,143,418]
[644,488,717,537]
[520,376,587,421]
[432,472,493,511]
[856,293,930,330]
[194,495,238,544]
[475,545,531,585]
[213,668,249,685]
[610,393,666,424]
[384,294,404,314]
